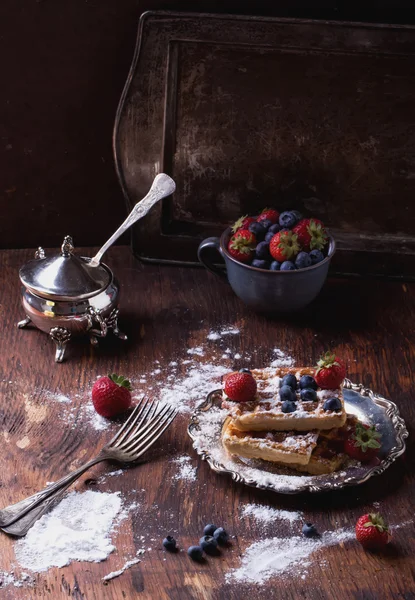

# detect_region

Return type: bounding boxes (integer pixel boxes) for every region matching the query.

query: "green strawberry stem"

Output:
[352,422,381,452]
[109,373,132,390]
[363,513,388,532]
[316,351,340,374]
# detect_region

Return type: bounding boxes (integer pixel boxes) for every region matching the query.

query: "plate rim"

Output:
[187,378,409,494]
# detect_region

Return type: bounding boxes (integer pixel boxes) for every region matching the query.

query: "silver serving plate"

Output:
[187,379,409,494]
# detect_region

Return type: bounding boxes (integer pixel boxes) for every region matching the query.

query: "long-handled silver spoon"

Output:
[89,173,175,267]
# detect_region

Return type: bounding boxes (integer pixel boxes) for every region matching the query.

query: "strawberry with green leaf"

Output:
[345,422,382,461]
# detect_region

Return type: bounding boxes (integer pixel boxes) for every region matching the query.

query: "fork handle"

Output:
[0,455,105,528]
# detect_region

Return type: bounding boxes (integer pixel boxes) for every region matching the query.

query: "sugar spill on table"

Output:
[240,504,303,526]
[102,549,145,583]
[172,455,197,482]
[226,530,355,585]
[14,490,138,573]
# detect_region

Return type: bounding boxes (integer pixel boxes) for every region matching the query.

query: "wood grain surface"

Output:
[0,246,414,600]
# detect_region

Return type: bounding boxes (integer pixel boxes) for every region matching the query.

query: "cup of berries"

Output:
[198,208,335,313]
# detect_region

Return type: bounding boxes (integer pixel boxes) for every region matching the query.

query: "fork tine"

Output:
[124,407,177,456]
[106,398,147,446]
[111,399,158,449]
[128,409,178,459]
[119,403,172,452]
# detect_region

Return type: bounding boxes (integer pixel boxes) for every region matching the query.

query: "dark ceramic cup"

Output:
[198,227,336,313]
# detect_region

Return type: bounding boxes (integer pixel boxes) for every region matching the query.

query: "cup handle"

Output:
[197,237,228,281]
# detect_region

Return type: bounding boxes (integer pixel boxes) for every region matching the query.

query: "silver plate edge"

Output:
[187,378,409,494]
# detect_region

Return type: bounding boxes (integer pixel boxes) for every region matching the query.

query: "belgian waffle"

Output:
[222,417,319,465]
[222,367,346,432]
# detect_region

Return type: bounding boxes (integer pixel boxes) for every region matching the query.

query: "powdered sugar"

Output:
[172,455,197,482]
[241,504,302,525]
[226,530,354,585]
[102,549,145,582]
[15,490,125,572]
[271,348,295,368]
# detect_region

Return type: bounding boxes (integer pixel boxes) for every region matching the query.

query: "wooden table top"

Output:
[0,246,413,600]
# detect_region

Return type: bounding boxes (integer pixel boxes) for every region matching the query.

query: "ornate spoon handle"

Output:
[89,173,175,267]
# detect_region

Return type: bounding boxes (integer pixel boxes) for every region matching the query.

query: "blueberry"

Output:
[309,249,325,265]
[187,545,204,561]
[251,259,270,269]
[269,223,281,234]
[270,261,281,271]
[299,375,318,390]
[323,397,342,412]
[213,527,229,545]
[199,535,219,555]
[203,523,217,536]
[255,241,271,260]
[291,210,303,222]
[295,251,312,270]
[300,388,317,402]
[248,222,267,240]
[281,374,297,390]
[163,536,177,552]
[239,369,252,375]
[264,231,275,243]
[281,400,297,413]
[302,523,319,538]
[259,218,273,231]
[280,261,296,271]
[279,211,297,229]
[280,385,296,402]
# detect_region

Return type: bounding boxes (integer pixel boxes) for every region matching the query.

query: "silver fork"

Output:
[0,398,177,535]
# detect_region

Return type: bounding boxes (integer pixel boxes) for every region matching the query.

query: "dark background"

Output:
[0,1,413,249]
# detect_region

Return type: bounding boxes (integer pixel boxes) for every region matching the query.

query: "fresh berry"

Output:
[257,208,280,224]
[259,218,273,231]
[163,536,177,552]
[187,545,204,561]
[270,261,281,271]
[269,230,301,262]
[231,215,255,233]
[279,211,298,229]
[323,397,342,412]
[280,385,296,402]
[300,388,317,402]
[293,218,328,251]
[213,527,229,545]
[228,230,256,263]
[265,231,275,243]
[281,400,297,413]
[248,221,267,241]
[302,523,319,538]
[295,251,312,269]
[355,513,391,550]
[251,259,269,269]
[239,368,252,374]
[281,373,297,390]
[199,535,219,555]
[309,249,325,264]
[315,352,346,389]
[255,241,272,260]
[91,374,132,418]
[269,223,281,234]
[344,422,381,461]
[224,372,257,402]
[280,261,296,271]
[291,210,303,222]
[299,375,318,390]
[203,524,217,536]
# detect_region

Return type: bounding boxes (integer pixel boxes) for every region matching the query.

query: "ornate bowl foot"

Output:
[50,327,71,363]
[17,316,32,329]
[106,308,128,341]
[89,335,99,347]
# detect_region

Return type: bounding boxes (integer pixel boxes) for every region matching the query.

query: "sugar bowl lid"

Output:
[19,236,111,301]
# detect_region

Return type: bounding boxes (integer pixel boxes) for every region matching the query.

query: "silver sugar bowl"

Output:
[17,174,176,362]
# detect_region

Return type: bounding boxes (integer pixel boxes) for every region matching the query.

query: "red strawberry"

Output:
[355,513,391,550]
[228,230,256,263]
[293,218,328,251]
[231,215,256,233]
[315,352,346,389]
[269,230,301,262]
[92,374,132,418]
[257,208,280,224]
[224,371,257,402]
[345,422,381,461]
